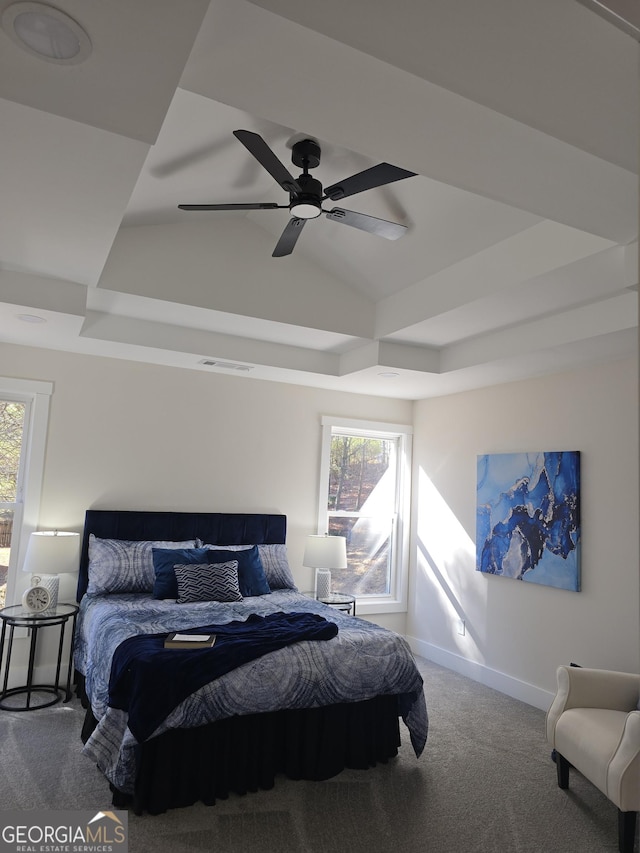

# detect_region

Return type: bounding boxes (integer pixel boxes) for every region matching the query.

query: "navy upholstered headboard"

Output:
[77,510,287,601]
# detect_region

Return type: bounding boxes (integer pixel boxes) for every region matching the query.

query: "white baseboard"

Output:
[407,635,555,712]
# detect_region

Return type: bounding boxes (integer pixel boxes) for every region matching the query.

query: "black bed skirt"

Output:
[78,680,401,815]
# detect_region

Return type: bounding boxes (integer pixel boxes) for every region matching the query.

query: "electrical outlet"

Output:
[457,618,466,636]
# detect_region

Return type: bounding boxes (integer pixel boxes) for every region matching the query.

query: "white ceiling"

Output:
[0,0,637,400]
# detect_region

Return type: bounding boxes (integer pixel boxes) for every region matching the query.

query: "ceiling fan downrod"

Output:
[290,139,323,219]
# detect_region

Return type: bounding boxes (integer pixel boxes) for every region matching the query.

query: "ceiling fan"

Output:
[178,130,417,257]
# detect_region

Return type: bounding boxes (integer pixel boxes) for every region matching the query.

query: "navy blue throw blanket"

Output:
[108,612,338,742]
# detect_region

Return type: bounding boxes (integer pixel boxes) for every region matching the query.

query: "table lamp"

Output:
[22,530,80,609]
[303,534,348,599]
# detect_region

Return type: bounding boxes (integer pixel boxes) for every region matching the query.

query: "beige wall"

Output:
[407,355,639,708]
[0,342,411,682]
[2,343,638,707]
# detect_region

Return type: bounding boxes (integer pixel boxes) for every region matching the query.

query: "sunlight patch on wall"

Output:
[416,466,484,658]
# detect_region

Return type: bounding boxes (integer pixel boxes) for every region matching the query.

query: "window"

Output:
[0,400,27,607]
[317,417,412,614]
[0,378,52,607]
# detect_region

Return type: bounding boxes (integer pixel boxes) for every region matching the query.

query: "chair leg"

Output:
[618,810,637,853]
[555,751,570,789]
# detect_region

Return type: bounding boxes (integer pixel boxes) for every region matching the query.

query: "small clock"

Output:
[22,578,53,612]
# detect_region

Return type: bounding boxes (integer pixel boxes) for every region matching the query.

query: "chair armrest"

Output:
[546,666,640,744]
[609,711,640,812]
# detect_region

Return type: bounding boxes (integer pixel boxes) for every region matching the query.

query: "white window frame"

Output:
[317,416,412,615]
[0,377,52,606]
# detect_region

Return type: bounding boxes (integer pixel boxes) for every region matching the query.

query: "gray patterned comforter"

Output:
[75,590,428,793]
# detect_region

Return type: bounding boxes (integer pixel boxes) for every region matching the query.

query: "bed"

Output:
[74,510,428,814]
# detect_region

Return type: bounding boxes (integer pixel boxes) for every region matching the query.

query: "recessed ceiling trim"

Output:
[575,0,640,40]
[1,2,92,64]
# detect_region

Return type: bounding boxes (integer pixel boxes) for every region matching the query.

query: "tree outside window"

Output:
[0,401,26,608]
[327,434,397,595]
[318,418,412,612]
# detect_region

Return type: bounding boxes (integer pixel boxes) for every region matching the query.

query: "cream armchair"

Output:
[546,665,640,853]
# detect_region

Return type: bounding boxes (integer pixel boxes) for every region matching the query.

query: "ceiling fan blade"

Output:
[178,203,284,211]
[272,217,306,257]
[323,163,416,201]
[324,208,407,240]
[234,130,301,195]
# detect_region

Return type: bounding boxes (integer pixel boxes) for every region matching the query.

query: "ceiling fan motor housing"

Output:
[291,138,321,170]
[290,172,323,218]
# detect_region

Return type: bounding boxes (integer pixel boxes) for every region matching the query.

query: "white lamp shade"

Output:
[303,534,348,569]
[22,530,80,575]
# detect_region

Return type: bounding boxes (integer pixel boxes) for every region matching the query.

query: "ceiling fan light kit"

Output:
[178,130,416,257]
[289,169,323,219]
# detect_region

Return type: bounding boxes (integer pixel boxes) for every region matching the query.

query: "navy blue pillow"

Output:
[206,546,270,597]
[152,547,211,599]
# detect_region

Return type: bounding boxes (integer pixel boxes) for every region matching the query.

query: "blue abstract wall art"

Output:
[476,451,581,591]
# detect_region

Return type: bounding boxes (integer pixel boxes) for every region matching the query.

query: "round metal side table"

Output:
[0,602,78,711]
[316,593,357,615]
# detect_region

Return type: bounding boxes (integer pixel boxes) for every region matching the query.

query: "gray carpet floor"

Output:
[1,657,637,853]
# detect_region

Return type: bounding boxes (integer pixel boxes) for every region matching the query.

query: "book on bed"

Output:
[164,632,216,649]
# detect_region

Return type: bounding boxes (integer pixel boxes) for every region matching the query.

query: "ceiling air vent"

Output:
[199,359,253,372]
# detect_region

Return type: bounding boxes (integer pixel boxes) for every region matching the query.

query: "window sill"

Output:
[353,598,407,616]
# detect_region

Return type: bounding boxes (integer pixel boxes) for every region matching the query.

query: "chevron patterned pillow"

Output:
[174,561,243,603]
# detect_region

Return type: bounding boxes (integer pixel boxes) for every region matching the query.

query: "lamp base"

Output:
[314,568,332,599]
[33,574,59,609]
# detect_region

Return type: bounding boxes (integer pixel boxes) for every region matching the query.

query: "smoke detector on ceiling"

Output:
[2,2,92,64]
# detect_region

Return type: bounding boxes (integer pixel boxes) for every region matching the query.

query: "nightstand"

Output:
[0,602,78,711]
[316,593,357,616]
